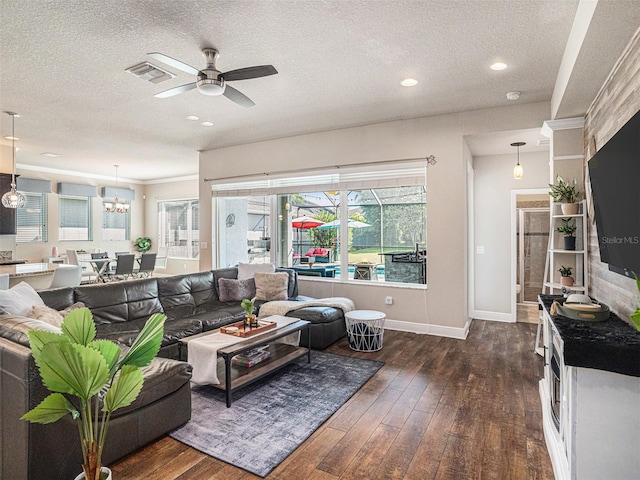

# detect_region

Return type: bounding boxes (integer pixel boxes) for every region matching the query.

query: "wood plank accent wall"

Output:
[584,26,640,321]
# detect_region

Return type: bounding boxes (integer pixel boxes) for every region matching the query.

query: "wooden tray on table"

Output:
[220,319,277,337]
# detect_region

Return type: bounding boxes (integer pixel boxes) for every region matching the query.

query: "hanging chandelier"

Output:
[1,112,26,208]
[105,164,130,213]
[511,141,525,179]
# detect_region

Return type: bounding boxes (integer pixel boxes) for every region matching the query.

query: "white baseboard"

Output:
[471,310,515,323]
[384,317,471,340]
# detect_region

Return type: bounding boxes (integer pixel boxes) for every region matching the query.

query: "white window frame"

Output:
[158,199,199,259]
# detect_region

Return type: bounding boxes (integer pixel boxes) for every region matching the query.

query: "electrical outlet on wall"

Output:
[385,296,393,305]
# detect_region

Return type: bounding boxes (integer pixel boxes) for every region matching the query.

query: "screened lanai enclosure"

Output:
[216,185,426,285]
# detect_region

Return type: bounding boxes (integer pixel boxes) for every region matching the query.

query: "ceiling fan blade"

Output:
[154,82,197,98]
[147,52,199,75]
[221,65,278,81]
[223,85,255,107]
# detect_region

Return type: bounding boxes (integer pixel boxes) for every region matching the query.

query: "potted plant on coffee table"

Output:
[21,308,166,480]
[559,265,574,286]
[549,175,581,214]
[241,298,257,328]
[557,218,577,250]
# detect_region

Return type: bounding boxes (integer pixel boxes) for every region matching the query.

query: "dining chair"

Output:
[155,247,168,272]
[135,253,157,278]
[66,249,98,283]
[49,265,82,289]
[106,253,135,281]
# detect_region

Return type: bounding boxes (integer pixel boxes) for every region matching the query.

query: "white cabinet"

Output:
[539,303,640,480]
[543,201,588,293]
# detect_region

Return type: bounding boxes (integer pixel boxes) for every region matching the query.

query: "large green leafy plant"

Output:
[21,308,165,480]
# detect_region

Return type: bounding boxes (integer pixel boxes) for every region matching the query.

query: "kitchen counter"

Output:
[539,294,640,377]
[0,262,72,290]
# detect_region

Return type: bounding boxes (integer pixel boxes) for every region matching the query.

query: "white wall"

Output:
[472,150,549,319]
[199,101,551,335]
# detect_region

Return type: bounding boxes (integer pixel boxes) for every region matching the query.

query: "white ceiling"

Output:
[1,0,639,182]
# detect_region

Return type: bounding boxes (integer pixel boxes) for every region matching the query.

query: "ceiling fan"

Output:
[148,48,277,107]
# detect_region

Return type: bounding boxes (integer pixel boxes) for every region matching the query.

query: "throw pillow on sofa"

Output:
[0,281,44,316]
[237,262,275,280]
[254,272,289,301]
[28,302,86,328]
[218,278,256,302]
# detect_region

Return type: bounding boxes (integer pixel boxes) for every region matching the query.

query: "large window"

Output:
[102,201,130,241]
[212,163,427,285]
[59,195,92,241]
[16,192,48,243]
[158,200,199,258]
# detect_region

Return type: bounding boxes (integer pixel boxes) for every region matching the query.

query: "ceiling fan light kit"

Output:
[148,48,278,107]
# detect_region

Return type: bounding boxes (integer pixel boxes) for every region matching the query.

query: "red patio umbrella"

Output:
[291,216,324,255]
[291,216,324,229]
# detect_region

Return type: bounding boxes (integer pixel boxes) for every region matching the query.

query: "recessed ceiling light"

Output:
[401,78,418,87]
[506,91,521,100]
[41,152,60,157]
[201,121,214,127]
[186,115,199,121]
[490,62,507,71]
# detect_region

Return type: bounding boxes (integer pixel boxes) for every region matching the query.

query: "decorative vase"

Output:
[561,203,579,215]
[51,246,58,257]
[245,314,256,329]
[73,466,112,480]
[563,236,576,250]
[560,276,574,287]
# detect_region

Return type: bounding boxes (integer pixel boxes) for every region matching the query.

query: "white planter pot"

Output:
[73,467,112,480]
[561,203,579,215]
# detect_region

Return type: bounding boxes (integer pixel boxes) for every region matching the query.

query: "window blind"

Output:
[16,192,48,243]
[102,201,130,241]
[210,161,427,197]
[59,195,92,241]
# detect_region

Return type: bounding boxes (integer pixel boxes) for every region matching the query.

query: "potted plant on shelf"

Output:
[21,308,166,480]
[557,218,577,250]
[134,236,152,253]
[559,265,574,286]
[549,175,581,215]
[630,275,640,331]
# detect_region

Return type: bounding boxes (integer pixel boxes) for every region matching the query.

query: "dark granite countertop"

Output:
[539,295,640,377]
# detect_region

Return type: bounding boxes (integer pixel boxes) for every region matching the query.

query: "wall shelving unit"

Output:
[542,200,588,294]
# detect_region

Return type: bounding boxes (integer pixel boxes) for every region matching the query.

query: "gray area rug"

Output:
[170,351,383,477]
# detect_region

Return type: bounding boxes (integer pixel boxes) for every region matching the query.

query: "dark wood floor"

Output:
[111,320,554,479]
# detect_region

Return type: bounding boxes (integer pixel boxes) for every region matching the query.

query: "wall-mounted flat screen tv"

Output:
[588,108,640,278]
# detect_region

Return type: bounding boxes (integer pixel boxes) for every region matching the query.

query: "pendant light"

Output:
[511,141,525,179]
[1,112,26,208]
[105,164,130,213]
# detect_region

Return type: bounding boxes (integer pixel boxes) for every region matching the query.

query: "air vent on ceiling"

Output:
[126,62,176,84]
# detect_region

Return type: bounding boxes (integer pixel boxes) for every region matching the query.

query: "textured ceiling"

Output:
[1,0,639,181]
